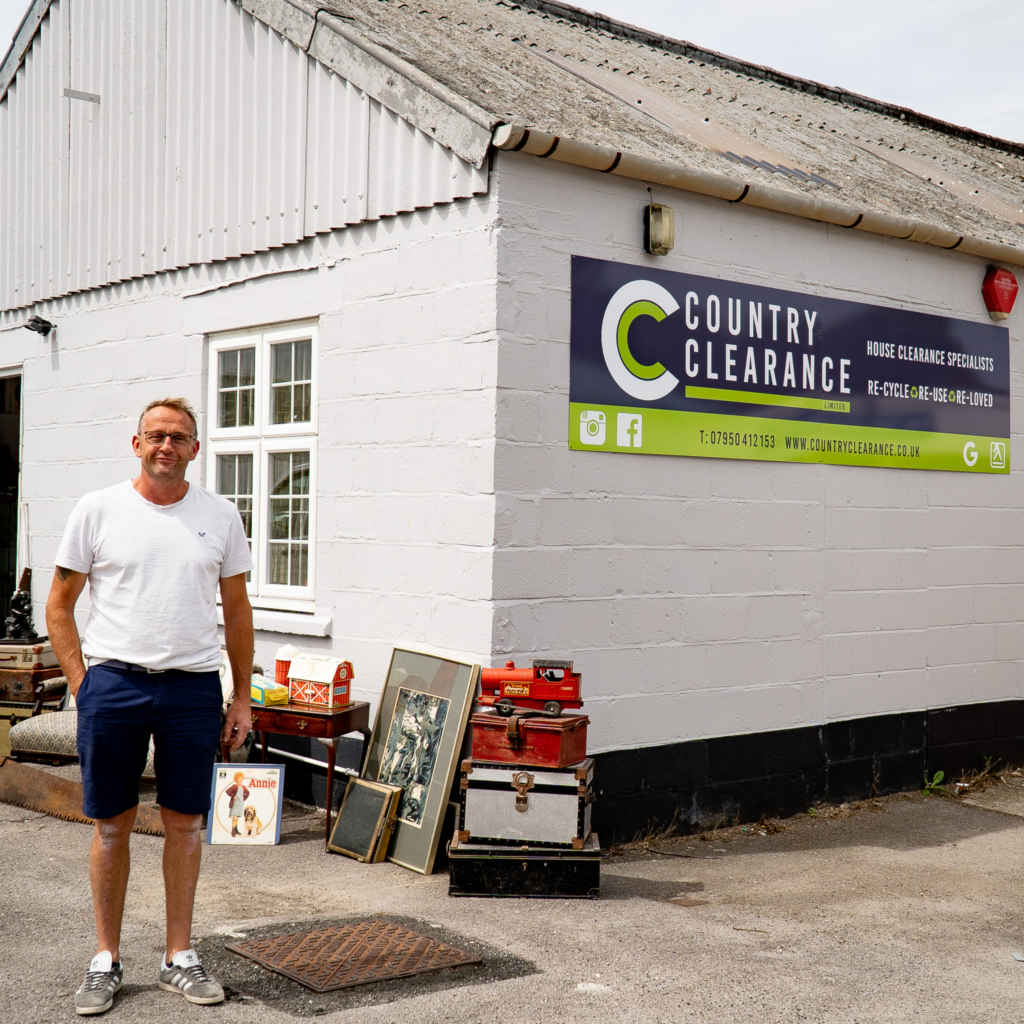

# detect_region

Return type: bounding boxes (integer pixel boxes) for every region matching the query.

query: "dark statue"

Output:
[2,568,39,642]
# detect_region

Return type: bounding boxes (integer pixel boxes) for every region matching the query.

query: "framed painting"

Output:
[327,778,403,862]
[207,763,285,845]
[363,648,480,873]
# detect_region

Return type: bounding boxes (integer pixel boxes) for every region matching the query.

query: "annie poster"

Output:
[207,763,285,845]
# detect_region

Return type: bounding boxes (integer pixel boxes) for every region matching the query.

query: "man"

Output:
[45,397,254,1016]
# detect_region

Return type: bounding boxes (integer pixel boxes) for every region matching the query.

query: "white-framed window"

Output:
[206,321,317,608]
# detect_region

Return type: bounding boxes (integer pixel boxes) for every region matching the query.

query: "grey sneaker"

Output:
[158,949,225,1005]
[75,951,123,1016]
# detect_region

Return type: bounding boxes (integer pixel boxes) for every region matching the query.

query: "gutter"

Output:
[492,124,1024,270]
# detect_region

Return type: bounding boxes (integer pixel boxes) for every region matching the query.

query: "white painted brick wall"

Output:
[493,152,1024,752]
[14,144,1024,756]
[19,198,500,696]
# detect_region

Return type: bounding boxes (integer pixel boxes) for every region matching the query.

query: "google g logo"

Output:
[601,280,679,401]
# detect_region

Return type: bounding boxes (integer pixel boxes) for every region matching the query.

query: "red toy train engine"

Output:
[477,659,583,716]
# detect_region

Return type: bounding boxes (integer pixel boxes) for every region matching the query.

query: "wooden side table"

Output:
[225,701,371,845]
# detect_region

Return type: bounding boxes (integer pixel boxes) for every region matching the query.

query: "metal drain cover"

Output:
[226,919,482,992]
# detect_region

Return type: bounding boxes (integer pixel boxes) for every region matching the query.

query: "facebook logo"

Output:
[616,412,643,448]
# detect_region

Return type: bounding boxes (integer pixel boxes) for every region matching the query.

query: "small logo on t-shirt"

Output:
[198,530,207,537]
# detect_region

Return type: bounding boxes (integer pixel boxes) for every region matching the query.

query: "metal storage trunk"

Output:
[447,832,600,898]
[458,757,593,849]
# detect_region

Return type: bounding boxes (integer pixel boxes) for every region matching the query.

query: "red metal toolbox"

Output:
[458,757,593,849]
[448,831,600,898]
[469,710,588,768]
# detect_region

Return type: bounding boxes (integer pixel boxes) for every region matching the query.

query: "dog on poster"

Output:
[242,804,264,836]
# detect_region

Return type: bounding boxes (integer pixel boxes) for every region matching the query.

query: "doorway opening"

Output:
[0,376,22,628]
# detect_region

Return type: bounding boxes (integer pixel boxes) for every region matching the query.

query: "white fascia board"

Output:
[309,13,495,167]
[238,0,494,165]
[237,0,494,167]
[0,0,54,101]
[236,0,318,50]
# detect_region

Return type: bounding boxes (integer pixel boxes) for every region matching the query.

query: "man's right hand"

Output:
[45,567,88,696]
[67,669,87,699]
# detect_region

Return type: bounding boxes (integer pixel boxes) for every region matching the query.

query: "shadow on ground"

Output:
[606,789,1024,864]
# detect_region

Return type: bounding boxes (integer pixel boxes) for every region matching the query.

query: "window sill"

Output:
[217,605,333,637]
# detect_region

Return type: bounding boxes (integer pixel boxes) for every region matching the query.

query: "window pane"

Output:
[239,347,255,388]
[237,498,252,538]
[216,453,254,582]
[217,347,255,429]
[217,454,231,493]
[295,339,311,380]
[269,340,312,424]
[291,544,308,586]
[216,454,253,499]
[218,390,237,429]
[295,382,311,422]
[272,385,290,425]
[269,543,289,586]
[238,388,254,427]
[238,455,252,493]
[293,452,310,493]
[271,342,292,384]
[264,449,311,588]
[218,350,238,390]
[293,503,308,540]
[269,453,290,494]
[269,498,290,540]
[216,455,234,494]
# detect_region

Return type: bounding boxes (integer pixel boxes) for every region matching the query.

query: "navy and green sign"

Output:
[569,256,1010,472]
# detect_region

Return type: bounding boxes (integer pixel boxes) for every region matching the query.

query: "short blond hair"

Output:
[137,397,198,437]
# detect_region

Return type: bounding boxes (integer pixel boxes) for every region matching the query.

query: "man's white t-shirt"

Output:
[55,481,252,672]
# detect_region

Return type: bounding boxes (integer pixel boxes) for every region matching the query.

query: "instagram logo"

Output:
[579,410,606,445]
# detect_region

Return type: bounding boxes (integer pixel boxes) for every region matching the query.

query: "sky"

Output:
[0,0,1020,143]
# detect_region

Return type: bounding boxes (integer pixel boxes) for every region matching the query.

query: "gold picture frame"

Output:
[327,777,402,862]
[362,648,479,873]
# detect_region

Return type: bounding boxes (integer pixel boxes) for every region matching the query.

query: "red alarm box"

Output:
[470,711,588,769]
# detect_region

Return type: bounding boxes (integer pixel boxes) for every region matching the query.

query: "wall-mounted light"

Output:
[643,202,675,256]
[981,266,1018,322]
[24,316,55,336]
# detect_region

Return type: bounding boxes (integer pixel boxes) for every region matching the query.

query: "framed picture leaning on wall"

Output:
[363,648,480,873]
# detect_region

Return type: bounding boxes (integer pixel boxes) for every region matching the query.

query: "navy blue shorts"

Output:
[75,662,223,820]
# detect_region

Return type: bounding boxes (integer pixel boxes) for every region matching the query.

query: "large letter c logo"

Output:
[601,280,680,401]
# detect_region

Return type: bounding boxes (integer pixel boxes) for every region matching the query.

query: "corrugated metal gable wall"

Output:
[0,0,489,312]
[1,6,68,309]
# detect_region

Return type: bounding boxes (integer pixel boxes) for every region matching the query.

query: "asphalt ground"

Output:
[3,767,1024,1023]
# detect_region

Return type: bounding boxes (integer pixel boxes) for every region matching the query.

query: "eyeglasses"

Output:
[141,431,195,447]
